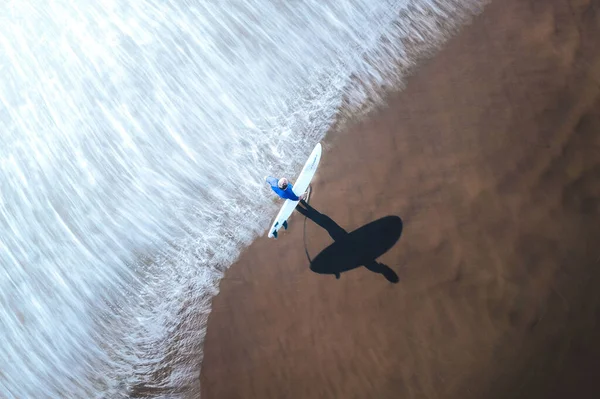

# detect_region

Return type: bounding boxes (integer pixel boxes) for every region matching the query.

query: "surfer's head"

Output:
[278,178,289,190]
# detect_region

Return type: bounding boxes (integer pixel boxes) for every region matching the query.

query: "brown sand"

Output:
[200,0,600,398]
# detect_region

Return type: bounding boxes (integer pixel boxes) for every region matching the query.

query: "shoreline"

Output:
[200,0,600,398]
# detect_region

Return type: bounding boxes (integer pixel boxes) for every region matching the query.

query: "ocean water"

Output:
[0,0,486,397]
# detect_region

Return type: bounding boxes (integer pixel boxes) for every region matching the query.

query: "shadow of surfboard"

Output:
[296,201,402,283]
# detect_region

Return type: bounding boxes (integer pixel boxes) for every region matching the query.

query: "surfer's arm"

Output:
[265,176,278,187]
[284,186,300,201]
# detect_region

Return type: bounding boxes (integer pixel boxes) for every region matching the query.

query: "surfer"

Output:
[265,176,307,201]
[265,176,308,234]
[265,142,321,238]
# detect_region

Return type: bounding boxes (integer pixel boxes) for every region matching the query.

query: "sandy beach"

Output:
[200,0,600,398]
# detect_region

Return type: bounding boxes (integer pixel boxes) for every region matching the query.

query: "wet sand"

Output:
[200,0,600,398]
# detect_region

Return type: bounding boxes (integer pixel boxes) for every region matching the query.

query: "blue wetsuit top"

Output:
[265,176,300,201]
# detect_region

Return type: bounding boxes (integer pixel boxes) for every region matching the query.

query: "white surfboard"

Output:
[267,142,322,238]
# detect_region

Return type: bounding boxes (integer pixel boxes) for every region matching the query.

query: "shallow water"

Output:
[0,0,485,397]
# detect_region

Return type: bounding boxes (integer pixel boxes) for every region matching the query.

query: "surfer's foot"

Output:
[282,220,288,230]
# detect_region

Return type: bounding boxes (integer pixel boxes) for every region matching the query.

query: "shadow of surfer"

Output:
[295,200,402,283]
